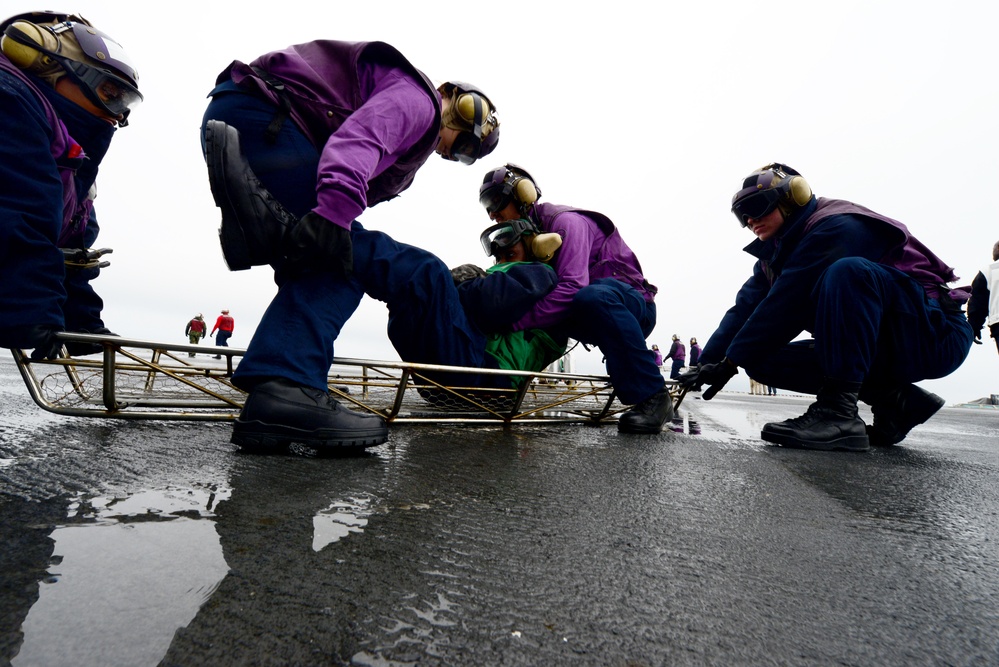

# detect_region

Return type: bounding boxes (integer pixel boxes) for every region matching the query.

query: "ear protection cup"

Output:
[1,21,59,72]
[513,177,538,208]
[455,92,483,126]
[765,162,812,207]
[529,232,562,262]
[502,163,540,211]
[786,175,812,206]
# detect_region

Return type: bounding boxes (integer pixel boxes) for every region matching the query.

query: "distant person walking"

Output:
[211,309,234,358]
[652,344,663,372]
[689,337,702,367]
[664,334,686,380]
[185,313,207,357]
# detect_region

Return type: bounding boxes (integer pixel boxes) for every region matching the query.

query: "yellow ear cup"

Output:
[530,233,562,262]
[513,178,538,207]
[788,175,812,206]
[455,92,478,123]
[1,21,61,75]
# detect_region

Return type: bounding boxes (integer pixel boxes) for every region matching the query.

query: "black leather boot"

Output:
[204,120,298,271]
[866,384,945,446]
[761,380,869,451]
[618,385,675,434]
[233,378,388,453]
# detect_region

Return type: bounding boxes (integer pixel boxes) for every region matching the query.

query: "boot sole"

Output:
[205,120,253,271]
[232,419,389,452]
[760,429,870,452]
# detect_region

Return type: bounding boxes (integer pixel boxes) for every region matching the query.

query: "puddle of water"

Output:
[313,495,373,552]
[13,488,230,667]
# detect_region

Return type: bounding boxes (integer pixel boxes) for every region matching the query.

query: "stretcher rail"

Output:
[11,333,682,425]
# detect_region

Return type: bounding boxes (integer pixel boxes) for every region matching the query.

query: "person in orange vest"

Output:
[210,309,234,358]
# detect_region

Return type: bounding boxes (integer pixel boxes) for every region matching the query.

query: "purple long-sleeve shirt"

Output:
[312,65,436,228]
[512,203,656,331]
[226,41,441,231]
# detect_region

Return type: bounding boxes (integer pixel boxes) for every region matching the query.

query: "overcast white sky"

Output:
[11,1,998,402]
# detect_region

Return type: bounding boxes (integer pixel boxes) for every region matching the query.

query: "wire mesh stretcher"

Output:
[11,333,683,425]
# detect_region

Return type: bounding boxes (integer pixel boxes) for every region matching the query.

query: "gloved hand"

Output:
[64,326,118,357]
[678,359,738,400]
[974,335,983,345]
[283,211,353,277]
[450,263,487,285]
[25,324,65,360]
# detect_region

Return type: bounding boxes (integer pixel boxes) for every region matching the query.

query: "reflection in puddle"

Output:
[13,487,230,667]
[313,495,373,552]
[668,412,702,435]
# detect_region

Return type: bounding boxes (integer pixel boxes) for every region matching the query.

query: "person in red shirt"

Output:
[210,309,234,358]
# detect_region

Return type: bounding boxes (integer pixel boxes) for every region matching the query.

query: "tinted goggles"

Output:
[449,131,483,165]
[731,188,782,227]
[478,184,511,215]
[478,218,537,256]
[60,57,143,119]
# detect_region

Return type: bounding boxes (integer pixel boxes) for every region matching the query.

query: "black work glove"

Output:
[64,326,118,357]
[678,359,738,400]
[26,324,65,360]
[450,263,487,285]
[283,212,353,277]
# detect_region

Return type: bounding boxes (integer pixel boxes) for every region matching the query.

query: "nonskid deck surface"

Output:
[11,333,681,424]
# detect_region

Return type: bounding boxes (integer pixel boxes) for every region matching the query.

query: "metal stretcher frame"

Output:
[11,333,684,425]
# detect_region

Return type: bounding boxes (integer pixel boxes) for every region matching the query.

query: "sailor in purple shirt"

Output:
[679,163,973,452]
[200,39,500,454]
[478,164,673,434]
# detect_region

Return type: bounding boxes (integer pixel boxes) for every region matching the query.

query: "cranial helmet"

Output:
[479,163,541,217]
[438,81,499,165]
[1,11,142,124]
[730,163,812,228]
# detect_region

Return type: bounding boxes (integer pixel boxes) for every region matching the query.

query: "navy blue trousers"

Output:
[743,258,973,399]
[557,278,662,404]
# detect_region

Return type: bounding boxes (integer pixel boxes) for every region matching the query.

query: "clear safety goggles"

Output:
[479,218,538,256]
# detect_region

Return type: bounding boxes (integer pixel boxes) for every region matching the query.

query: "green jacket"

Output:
[476,263,567,384]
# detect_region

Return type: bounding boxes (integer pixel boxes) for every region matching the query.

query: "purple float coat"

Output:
[513,203,656,331]
[221,40,442,230]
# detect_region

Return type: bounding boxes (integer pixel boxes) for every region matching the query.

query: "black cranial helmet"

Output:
[730,163,812,227]
[478,163,541,217]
